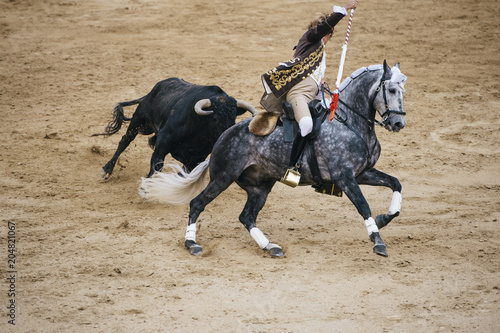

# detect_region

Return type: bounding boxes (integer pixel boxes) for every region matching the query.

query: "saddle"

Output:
[248,99,326,141]
[248,109,281,136]
[249,100,343,196]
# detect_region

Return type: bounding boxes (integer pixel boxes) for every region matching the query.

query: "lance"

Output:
[329,8,355,121]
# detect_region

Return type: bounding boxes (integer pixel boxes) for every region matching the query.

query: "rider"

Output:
[260,0,359,184]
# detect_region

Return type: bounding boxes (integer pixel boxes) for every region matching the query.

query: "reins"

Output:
[320,68,407,165]
[332,71,407,130]
[321,84,374,164]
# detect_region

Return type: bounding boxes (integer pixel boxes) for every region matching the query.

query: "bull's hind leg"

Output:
[238,180,283,257]
[185,175,234,255]
[102,118,143,179]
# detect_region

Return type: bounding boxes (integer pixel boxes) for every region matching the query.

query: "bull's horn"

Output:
[236,100,258,116]
[194,99,213,115]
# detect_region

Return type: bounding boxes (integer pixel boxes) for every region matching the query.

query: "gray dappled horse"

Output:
[140,60,407,258]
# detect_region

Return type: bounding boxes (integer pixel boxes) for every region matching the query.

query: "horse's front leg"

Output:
[356,168,402,229]
[336,175,388,257]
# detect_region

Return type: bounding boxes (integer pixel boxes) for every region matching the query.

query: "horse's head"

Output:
[372,60,407,132]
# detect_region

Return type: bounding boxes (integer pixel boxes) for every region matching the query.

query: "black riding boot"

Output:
[281,133,309,187]
[289,133,309,167]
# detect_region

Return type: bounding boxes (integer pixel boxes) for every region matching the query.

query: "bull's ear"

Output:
[236,107,247,116]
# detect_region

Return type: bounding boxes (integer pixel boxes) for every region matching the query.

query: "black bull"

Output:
[93,78,257,178]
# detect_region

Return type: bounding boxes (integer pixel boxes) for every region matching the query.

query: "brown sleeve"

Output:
[306,12,345,43]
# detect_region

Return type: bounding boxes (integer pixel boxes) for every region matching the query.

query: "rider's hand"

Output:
[344,0,358,11]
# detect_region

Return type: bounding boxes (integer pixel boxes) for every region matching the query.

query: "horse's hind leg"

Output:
[185,175,234,255]
[238,180,283,257]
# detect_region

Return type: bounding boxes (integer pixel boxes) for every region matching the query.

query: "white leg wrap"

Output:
[185,223,197,242]
[388,191,402,215]
[250,227,270,249]
[365,217,379,235]
[299,117,313,137]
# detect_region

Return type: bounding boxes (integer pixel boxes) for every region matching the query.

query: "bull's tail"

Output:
[92,96,145,136]
[138,159,210,205]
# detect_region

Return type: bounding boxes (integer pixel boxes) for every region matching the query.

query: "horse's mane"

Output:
[338,64,384,92]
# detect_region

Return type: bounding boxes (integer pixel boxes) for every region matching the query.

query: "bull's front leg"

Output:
[336,175,388,257]
[356,168,402,229]
[148,131,174,177]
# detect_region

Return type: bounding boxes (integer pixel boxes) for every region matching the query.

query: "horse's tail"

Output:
[92,96,145,137]
[138,159,210,205]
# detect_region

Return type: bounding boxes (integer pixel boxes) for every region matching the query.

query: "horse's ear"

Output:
[394,62,400,69]
[383,59,391,78]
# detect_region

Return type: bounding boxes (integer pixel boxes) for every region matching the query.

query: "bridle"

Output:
[371,72,406,128]
[319,71,406,164]
[322,71,406,131]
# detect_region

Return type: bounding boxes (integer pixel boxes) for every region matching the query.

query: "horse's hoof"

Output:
[373,244,388,257]
[189,246,202,256]
[269,247,284,257]
[375,212,399,229]
[369,232,388,257]
[265,243,284,257]
[185,240,203,256]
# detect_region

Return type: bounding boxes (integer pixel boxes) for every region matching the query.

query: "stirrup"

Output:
[281,167,301,187]
[282,128,309,188]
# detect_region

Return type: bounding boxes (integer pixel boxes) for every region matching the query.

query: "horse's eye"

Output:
[389,88,397,94]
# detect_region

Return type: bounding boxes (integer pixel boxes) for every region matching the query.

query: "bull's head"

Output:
[194,99,258,117]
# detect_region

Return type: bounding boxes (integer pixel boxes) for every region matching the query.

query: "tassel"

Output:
[329,92,339,121]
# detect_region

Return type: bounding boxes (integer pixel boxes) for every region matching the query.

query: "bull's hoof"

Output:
[369,232,388,257]
[375,212,399,229]
[101,168,111,180]
[265,243,284,257]
[185,240,203,256]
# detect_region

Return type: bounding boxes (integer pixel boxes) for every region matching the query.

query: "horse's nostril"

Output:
[393,122,404,132]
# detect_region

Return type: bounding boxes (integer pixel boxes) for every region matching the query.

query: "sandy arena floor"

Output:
[1,0,499,332]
